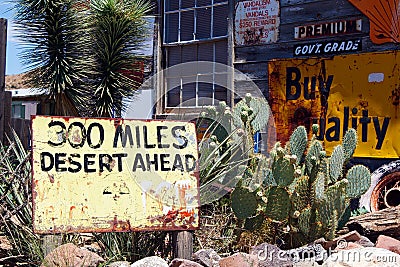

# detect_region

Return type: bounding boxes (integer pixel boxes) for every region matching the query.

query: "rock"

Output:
[293,259,321,267]
[0,236,12,251]
[41,243,104,267]
[322,247,400,267]
[375,235,400,255]
[355,236,374,247]
[108,261,131,267]
[333,230,362,243]
[319,231,362,250]
[219,252,258,267]
[286,244,326,262]
[335,241,363,250]
[131,256,168,267]
[193,249,221,267]
[169,258,203,267]
[250,243,293,267]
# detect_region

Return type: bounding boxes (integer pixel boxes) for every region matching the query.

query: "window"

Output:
[12,102,25,119]
[165,40,228,107]
[164,0,228,43]
[163,0,229,109]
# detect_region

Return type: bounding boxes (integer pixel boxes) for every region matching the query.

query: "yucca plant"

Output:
[14,0,92,116]
[0,130,43,265]
[88,0,153,117]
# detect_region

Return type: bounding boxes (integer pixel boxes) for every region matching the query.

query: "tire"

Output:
[359,160,400,212]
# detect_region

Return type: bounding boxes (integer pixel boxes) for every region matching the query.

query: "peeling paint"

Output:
[268,51,400,158]
[32,116,200,234]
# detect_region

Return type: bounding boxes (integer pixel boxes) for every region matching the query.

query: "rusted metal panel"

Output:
[31,116,200,233]
[268,50,400,158]
[234,0,280,46]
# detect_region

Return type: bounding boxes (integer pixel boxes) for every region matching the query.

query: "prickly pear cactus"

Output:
[231,186,258,219]
[288,126,308,165]
[231,123,371,248]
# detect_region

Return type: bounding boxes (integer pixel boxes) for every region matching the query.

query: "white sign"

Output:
[234,0,280,46]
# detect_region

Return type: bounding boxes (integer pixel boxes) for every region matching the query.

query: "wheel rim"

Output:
[371,172,400,211]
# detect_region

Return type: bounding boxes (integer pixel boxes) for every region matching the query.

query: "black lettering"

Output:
[41,152,54,171]
[99,154,113,172]
[306,26,313,37]
[113,125,134,148]
[303,76,316,100]
[68,154,82,173]
[318,75,334,96]
[133,153,146,171]
[373,117,390,150]
[160,154,171,171]
[185,154,196,172]
[55,153,67,172]
[325,117,340,141]
[84,154,96,173]
[144,126,156,148]
[157,126,170,148]
[172,126,188,149]
[321,23,331,35]
[343,107,349,136]
[113,153,127,172]
[317,117,326,140]
[87,122,104,149]
[146,154,158,171]
[352,107,358,129]
[299,26,305,37]
[359,110,371,142]
[337,21,345,33]
[48,121,66,147]
[172,154,184,171]
[286,67,301,100]
[68,122,86,148]
[136,126,141,148]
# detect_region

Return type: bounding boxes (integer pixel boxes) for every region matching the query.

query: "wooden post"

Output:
[0,18,12,144]
[0,18,6,91]
[172,231,193,260]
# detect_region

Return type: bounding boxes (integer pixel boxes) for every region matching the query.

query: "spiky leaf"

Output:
[305,141,323,174]
[343,128,357,161]
[265,187,290,221]
[345,165,371,198]
[244,214,265,231]
[231,187,258,219]
[272,157,295,187]
[291,175,311,211]
[289,126,308,164]
[329,145,345,183]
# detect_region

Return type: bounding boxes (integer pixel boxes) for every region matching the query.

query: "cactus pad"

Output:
[346,165,371,198]
[289,126,308,164]
[265,187,291,221]
[231,187,258,219]
[272,157,295,187]
[329,145,345,183]
[343,128,357,161]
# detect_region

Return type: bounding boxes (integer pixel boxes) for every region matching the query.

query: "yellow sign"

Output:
[32,116,200,233]
[268,51,400,158]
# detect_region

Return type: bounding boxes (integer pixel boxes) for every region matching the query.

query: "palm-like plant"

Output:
[14,0,92,116]
[89,0,153,117]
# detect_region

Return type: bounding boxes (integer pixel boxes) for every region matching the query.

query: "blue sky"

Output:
[0,2,23,75]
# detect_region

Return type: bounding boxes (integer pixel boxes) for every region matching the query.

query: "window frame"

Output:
[163,0,228,44]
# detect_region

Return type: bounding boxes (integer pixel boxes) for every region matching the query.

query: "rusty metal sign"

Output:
[234,0,280,46]
[347,0,400,44]
[268,50,400,158]
[32,116,200,233]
